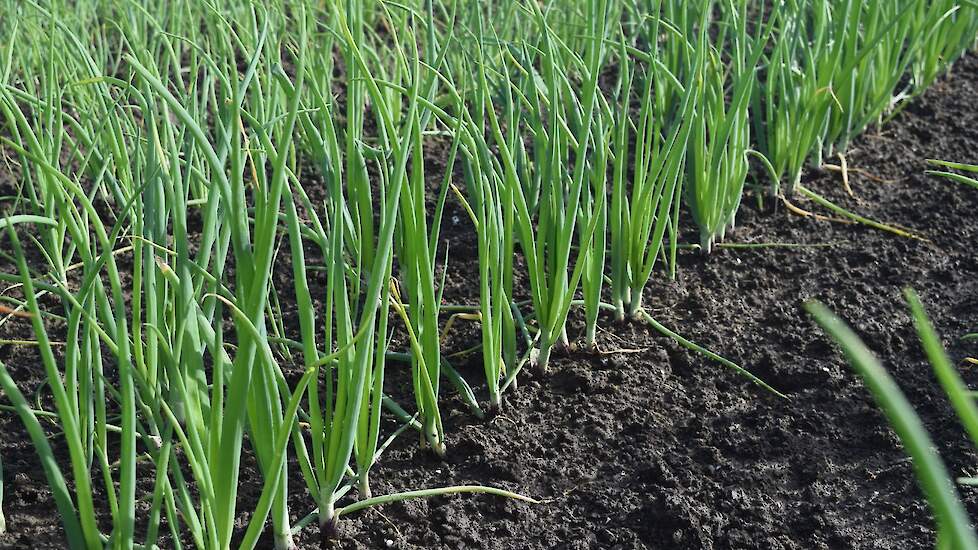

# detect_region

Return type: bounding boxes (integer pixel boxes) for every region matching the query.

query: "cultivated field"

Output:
[1,1,977,549]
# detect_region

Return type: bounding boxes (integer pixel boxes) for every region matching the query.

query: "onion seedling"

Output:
[394,71,449,458]
[290,0,424,537]
[907,0,978,94]
[1,219,103,550]
[1,39,146,543]
[478,0,612,372]
[757,0,919,194]
[686,1,773,252]
[926,159,978,191]
[687,1,773,253]
[754,0,840,196]
[823,1,920,153]
[460,58,517,409]
[58,6,316,546]
[607,19,698,319]
[580,113,610,349]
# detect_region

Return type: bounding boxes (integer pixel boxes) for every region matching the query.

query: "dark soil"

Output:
[2,52,978,550]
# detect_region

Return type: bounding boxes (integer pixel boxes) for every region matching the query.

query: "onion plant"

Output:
[685,1,771,252]
[754,0,841,196]
[0,4,318,547]
[607,23,698,319]
[927,159,978,191]
[807,291,978,550]
[479,0,612,371]
[759,0,978,196]
[756,0,924,194]
[823,1,920,153]
[907,0,978,94]
[580,111,610,349]
[126,9,313,547]
[405,6,526,408]
[0,208,128,550]
[392,22,451,456]
[293,0,532,537]
[0,18,144,544]
[461,55,518,408]
[289,0,437,535]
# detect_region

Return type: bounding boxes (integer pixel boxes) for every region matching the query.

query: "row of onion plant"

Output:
[756,0,978,197]
[0,1,533,548]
